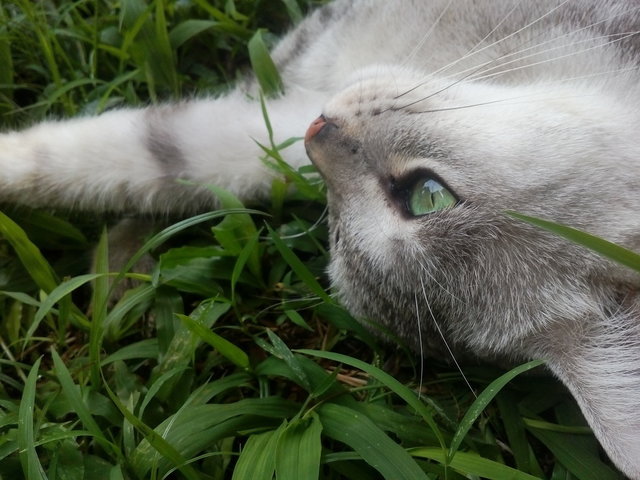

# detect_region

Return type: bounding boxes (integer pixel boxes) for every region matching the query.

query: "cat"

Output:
[2,0,640,477]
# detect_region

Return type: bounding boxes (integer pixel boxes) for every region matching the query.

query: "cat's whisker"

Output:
[412,0,524,83]
[463,1,525,56]
[444,5,640,81]
[394,0,571,101]
[254,297,328,324]
[401,0,455,68]
[409,65,640,116]
[419,277,477,398]
[394,29,637,112]
[413,291,425,400]
[415,257,465,307]
[407,92,600,114]
[390,65,492,111]
[396,5,640,111]
[467,30,640,83]
[460,5,640,78]
[259,205,329,241]
[522,65,640,88]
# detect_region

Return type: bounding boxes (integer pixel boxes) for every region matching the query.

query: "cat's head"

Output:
[306,66,640,356]
[305,67,640,475]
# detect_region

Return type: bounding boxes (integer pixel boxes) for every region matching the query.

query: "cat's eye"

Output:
[407,178,456,216]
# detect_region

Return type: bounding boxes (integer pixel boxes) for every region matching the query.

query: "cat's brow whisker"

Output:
[395,4,640,112]
[396,47,638,115]
[401,0,455,68]
[392,63,640,117]
[469,8,640,76]
[467,30,640,83]
[394,0,571,101]
[462,0,524,56]
[449,27,639,84]
[446,5,640,81]
[419,277,477,398]
[394,28,636,112]
[414,0,524,83]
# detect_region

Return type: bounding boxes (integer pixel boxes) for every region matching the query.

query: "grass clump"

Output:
[0,1,626,479]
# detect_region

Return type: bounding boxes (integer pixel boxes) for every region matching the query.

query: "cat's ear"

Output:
[544,311,640,479]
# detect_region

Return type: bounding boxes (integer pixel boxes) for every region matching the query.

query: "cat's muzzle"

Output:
[304,114,329,143]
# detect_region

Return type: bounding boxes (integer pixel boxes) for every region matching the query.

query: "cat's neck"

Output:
[538,307,640,477]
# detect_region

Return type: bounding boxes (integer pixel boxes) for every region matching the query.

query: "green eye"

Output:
[408,178,456,216]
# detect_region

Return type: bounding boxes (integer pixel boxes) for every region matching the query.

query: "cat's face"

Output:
[305,68,640,359]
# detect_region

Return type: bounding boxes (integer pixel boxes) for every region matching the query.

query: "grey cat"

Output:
[2,1,640,477]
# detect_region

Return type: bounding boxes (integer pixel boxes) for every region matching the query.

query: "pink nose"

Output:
[304,115,327,143]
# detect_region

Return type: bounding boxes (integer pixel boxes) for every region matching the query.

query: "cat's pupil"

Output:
[408,178,456,216]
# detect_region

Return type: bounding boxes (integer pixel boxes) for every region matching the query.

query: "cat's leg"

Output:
[0,86,326,214]
[543,313,640,479]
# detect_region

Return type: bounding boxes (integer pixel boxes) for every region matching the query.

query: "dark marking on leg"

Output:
[144,106,187,178]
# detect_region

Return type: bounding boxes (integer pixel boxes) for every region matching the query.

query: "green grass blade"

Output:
[284,309,313,331]
[275,412,322,480]
[204,183,263,278]
[318,403,429,480]
[36,77,99,107]
[231,229,262,303]
[101,339,159,366]
[232,424,284,480]
[101,373,202,480]
[103,284,156,341]
[50,350,116,455]
[0,291,41,307]
[496,392,533,473]
[15,210,87,246]
[177,313,250,370]
[90,228,110,388]
[523,418,591,435]
[267,225,333,303]
[130,398,298,477]
[412,447,543,480]
[155,301,230,378]
[448,359,544,462]
[153,0,179,96]
[263,329,311,392]
[0,20,14,107]
[138,366,190,419]
[527,427,620,480]
[0,211,58,292]
[248,29,284,97]
[18,357,47,480]
[169,19,219,48]
[508,212,640,271]
[297,349,446,450]
[190,0,250,35]
[23,273,101,347]
[280,0,303,23]
[114,209,265,292]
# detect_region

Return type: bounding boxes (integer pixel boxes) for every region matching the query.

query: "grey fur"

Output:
[2,0,640,476]
[302,2,640,476]
[144,106,188,179]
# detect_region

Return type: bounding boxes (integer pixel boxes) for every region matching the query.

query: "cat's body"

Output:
[2,1,640,477]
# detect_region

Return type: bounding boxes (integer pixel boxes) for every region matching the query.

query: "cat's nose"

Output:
[304,115,328,143]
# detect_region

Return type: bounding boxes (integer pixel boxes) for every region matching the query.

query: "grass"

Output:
[0,1,626,479]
